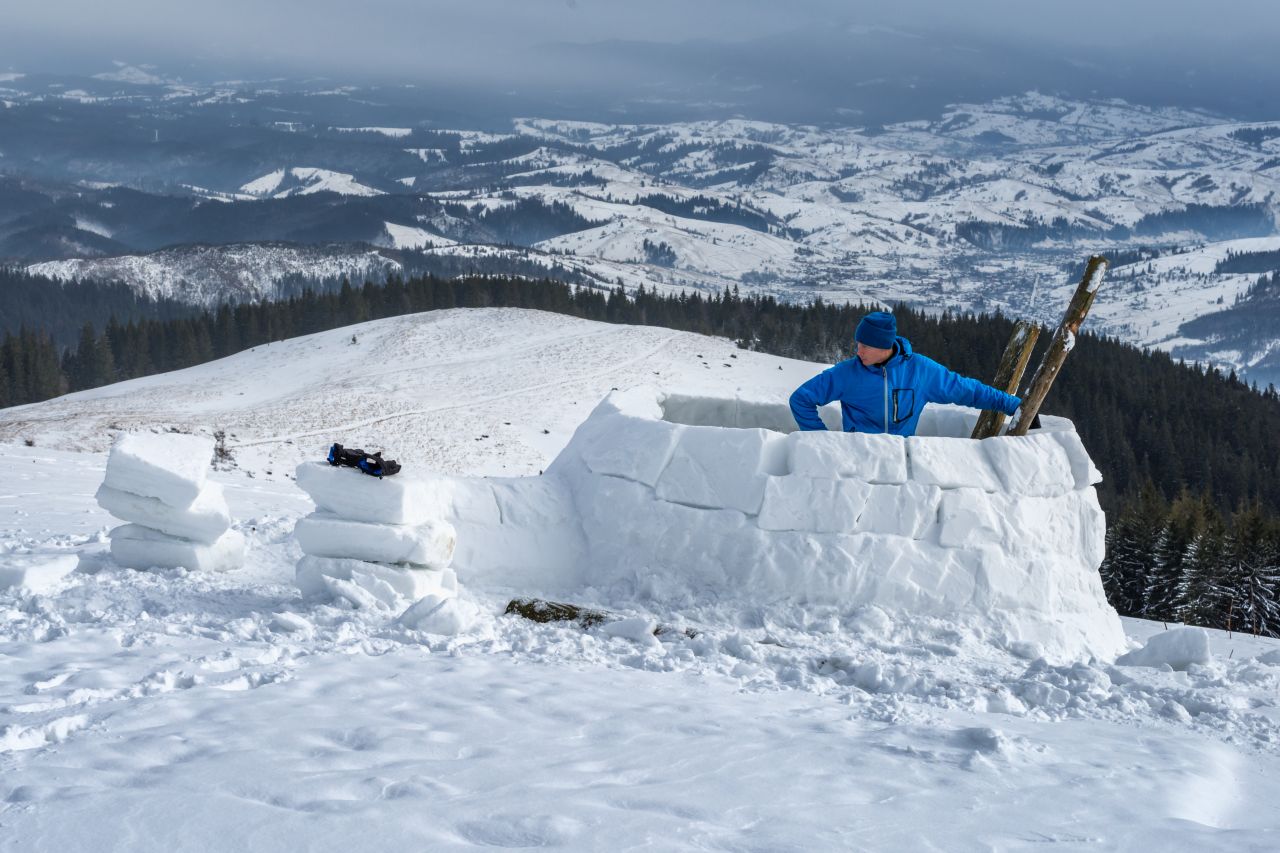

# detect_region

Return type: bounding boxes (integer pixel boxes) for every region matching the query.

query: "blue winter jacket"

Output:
[789,336,1021,436]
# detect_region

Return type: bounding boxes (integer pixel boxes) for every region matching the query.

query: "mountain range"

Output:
[1,70,1278,384]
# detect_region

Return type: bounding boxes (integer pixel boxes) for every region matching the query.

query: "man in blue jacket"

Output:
[789,311,1021,436]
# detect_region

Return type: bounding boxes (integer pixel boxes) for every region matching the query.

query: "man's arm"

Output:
[922,358,1021,415]
[790,367,841,431]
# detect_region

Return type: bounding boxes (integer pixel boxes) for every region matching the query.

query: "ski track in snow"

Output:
[2,309,1279,849]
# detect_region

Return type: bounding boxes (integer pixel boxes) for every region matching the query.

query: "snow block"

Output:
[96,482,231,543]
[0,553,79,593]
[758,476,871,533]
[787,431,908,482]
[938,488,1004,549]
[1006,492,1100,561]
[398,594,478,635]
[655,425,778,515]
[294,513,456,568]
[579,414,683,486]
[1116,627,1211,670]
[491,477,579,528]
[854,482,941,539]
[296,555,457,608]
[907,436,1002,491]
[661,392,814,432]
[971,545,1057,613]
[915,405,979,439]
[109,525,245,572]
[982,433,1076,497]
[103,432,212,508]
[436,477,500,526]
[1048,429,1104,490]
[295,462,448,525]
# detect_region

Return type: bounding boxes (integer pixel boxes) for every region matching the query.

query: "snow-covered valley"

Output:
[2,309,1278,850]
[5,82,1280,384]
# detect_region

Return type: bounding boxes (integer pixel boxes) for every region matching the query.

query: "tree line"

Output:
[1103,488,1279,637]
[4,273,1280,634]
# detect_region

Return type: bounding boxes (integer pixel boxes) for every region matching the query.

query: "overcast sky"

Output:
[5,0,1277,77]
[3,1,1277,122]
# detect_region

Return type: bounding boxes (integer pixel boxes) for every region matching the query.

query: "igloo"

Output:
[419,387,1126,663]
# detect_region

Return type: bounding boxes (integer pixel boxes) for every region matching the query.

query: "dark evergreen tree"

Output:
[1220,503,1280,635]
[1144,490,1205,620]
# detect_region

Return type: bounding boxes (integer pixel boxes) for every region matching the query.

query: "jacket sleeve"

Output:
[922,358,1021,415]
[790,367,841,431]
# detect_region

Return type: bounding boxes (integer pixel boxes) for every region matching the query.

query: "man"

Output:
[789,310,1020,436]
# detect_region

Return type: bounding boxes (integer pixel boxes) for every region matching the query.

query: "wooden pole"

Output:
[1007,255,1109,436]
[971,319,1041,439]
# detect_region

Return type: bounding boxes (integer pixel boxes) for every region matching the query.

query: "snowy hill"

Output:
[2,308,1279,848]
[239,167,386,199]
[27,243,400,307]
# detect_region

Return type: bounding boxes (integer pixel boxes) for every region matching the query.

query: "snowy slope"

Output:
[28,244,400,307]
[2,308,1278,849]
[239,167,385,198]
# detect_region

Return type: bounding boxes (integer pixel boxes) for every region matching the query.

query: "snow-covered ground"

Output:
[3,309,1278,849]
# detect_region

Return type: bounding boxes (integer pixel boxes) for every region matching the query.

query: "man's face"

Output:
[856,341,894,366]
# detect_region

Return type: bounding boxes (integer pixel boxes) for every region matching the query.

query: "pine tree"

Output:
[1100,482,1165,615]
[1222,503,1280,635]
[1144,490,1203,620]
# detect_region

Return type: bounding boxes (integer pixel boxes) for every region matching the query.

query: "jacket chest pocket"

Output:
[892,389,915,424]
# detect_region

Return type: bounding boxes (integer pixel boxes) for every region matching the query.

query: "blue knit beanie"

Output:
[855,311,897,350]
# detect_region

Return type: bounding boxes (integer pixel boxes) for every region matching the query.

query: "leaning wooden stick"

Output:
[971,319,1041,439]
[1007,255,1109,436]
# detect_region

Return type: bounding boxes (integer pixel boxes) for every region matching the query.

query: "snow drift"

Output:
[410,388,1126,663]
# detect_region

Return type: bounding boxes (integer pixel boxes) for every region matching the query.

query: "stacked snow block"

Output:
[97,432,245,572]
[422,387,1127,664]
[293,462,459,609]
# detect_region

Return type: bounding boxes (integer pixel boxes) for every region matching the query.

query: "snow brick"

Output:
[787,430,908,482]
[655,425,778,515]
[854,482,942,539]
[982,433,1076,497]
[103,432,213,508]
[96,482,231,544]
[294,513,456,568]
[758,476,871,533]
[109,525,246,573]
[295,461,448,525]
[907,436,1002,491]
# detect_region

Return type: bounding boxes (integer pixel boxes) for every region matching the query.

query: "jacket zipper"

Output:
[882,367,889,433]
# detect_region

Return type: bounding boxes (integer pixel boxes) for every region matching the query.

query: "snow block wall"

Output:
[293,462,460,611]
[97,433,245,572]
[420,388,1124,663]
